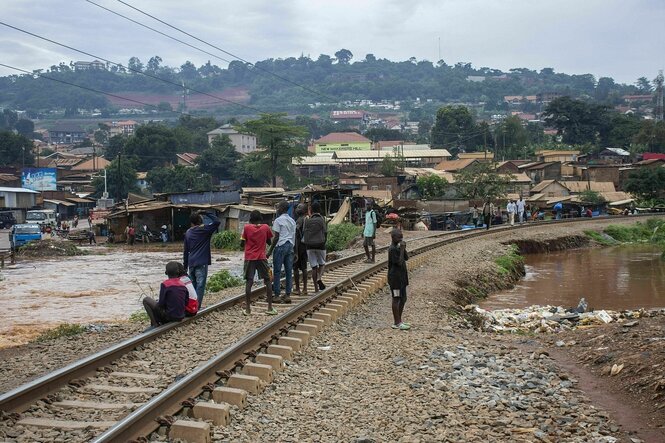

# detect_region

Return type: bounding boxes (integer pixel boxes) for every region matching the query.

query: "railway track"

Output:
[0,215,657,442]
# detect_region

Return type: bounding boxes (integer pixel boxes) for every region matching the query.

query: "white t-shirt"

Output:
[517,200,525,213]
[507,202,516,214]
[272,213,296,246]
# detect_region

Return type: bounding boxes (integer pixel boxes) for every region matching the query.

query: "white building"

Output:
[207,124,257,154]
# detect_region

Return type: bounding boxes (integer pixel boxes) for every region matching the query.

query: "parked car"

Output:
[25,209,56,231]
[0,211,17,229]
[9,224,42,250]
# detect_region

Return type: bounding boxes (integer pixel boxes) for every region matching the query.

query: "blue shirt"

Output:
[183,212,221,268]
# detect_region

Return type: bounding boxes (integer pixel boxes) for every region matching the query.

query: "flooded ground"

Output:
[0,242,244,348]
[481,245,665,311]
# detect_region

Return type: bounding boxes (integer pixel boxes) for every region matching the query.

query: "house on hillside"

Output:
[74,60,106,71]
[598,148,630,164]
[177,153,199,167]
[496,160,530,174]
[109,120,138,136]
[48,124,87,144]
[519,162,561,183]
[535,150,579,163]
[458,152,494,161]
[434,159,479,172]
[207,124,257,154]
[313,132,372,153]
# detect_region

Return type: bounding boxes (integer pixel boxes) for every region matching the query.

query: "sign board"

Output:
[21,168,57,191]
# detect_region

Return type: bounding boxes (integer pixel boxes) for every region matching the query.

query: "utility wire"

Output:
[111,0,339,103]
[0,21,262,113]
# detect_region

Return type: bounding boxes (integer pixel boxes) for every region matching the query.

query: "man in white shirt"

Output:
[517,197,526,224]
[268,201,296,304]
[506,200,516,226]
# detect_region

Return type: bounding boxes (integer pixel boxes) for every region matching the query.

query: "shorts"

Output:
[363,236,375,247]
[244,259,271,281]
[307,249,326,268]
[295,251,308,272]
[390,286,407,302]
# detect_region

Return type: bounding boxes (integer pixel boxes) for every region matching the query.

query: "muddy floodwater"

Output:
[481,245,665,311]
[0,248,244,348]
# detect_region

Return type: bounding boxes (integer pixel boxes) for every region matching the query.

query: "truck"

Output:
[25,209,57,231]
[9,224,42,250]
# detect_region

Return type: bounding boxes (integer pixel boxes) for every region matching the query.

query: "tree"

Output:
[0,109,18,130]
[197,135,241,180]
[157,101,173,112]
[543,97,609,145]
[495,116,528,158]
[455,163,511,200]
[127,57,144,73]
[625,167,665,202]
[635,77,653,93]
[334,49,353,64]
[146,165,212,193]
[365,128,403,142]
[634,120,665,152]
[380,155,398,176]
[0,131,34,166]
[416,174,448,199]
[93,158,138,200]
[14,119,35,137]
[180,61,199,81]
[237,113,309,187]
[124,125,179,170]
[430,105,477,151]
[146,55,163,74]
[579,190,606,205]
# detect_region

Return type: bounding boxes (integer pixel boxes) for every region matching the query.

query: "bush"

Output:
[206,269,243,292]
[603,219,665,243]
[326,223,363,252]
[36,323,86,341]
[211,230,241,250]
[494,245,524,275]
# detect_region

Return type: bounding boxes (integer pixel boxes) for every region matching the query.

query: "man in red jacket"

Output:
[143,261,188,329]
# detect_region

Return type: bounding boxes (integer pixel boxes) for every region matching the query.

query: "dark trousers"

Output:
[143,297,170,326]
[483,214,491,230]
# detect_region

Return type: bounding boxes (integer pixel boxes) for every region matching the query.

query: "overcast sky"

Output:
[1,0,663,84]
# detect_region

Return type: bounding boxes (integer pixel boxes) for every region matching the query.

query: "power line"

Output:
[111,0,339,103]
[0,21,262,113]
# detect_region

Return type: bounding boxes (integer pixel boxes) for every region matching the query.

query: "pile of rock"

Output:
[465,303,663,334]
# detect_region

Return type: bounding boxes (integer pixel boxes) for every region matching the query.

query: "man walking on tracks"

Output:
[482,198,494,230]
[303,201,327,292]
[363,201,378,263]
[183,210,221,309]
[517,197,526,224]
[241,210,276,315]
[507,200,516,226]
[293,203,309,296]
[388,228,410,330]
[268,201,296,304]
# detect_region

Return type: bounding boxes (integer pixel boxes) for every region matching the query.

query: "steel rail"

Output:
[0,229,454,412]
[91,214,660,442]
[1,215,658,417]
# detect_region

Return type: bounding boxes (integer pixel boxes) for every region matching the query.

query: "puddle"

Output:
[0,248,244,348]
[481,245,665,311]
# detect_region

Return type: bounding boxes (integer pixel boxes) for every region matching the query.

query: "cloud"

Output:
[0,0,662,83]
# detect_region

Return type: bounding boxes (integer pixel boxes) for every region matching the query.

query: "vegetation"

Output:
[494,245,524,276]
[0,131,34,167]
[578,190,606,205]
[206,270,243,292]
[146,165,212,194]
[211,230,242,250]
[625,168,665,204]
[326,223,363,252]
[456,162,512,200]
[416,174,449,199]
[128,310,149,323]
[584,230,619,246]
[599,219,665,244]
[197,135,241,180]
[36,323,86,341]
[92,158,139,200]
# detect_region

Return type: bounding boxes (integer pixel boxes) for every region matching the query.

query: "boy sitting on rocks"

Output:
[388,228,410,330]
[142,261,188,330]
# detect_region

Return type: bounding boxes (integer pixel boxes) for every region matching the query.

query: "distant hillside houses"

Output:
[207,124,257,154]
[74,60,106,71]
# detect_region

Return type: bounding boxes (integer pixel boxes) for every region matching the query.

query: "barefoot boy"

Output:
[388,228,410,330]
[240,210,276,315]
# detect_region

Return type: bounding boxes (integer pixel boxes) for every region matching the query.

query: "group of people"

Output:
[473,197,533,229]
[141,200,412,332]
[123,224,156,245]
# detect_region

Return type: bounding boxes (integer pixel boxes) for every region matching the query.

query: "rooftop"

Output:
[314,132,372,144]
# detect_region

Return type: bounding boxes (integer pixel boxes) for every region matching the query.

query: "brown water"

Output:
[0,248,244,348]
[480,245,665,311]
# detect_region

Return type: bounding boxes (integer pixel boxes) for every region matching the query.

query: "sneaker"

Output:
[242,309,251,316]
[281,296,292,304]
[317,280,326,290]
[292,289,301,296]
[391,324,400,329]
[399,323,411,331]
[265,308,278,315]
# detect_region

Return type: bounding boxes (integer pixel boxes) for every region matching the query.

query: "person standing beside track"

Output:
[241,210,277,316]
[507,200,516,226]
[302,201,327,292]
[183,210,221,309]
[482,198,494,230]
[268,201,296,304]
[388,228,410,330]
[293,203,309,296]
[363,201,378,263]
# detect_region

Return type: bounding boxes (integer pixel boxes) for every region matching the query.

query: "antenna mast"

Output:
[655,70,664,121]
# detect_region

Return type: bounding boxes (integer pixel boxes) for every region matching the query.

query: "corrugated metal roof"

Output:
[0,187,40,194]
[333,150,451,160]
[314,132,371,144]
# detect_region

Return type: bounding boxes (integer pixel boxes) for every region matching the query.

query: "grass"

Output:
[592,219,665,245]
[211,231,242,251]
[326,223,363,252]
[206,269,243,292]
[36,323,86,341]
[494,245,524,276]
[128,310,149,323]
[584,230,618,246]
